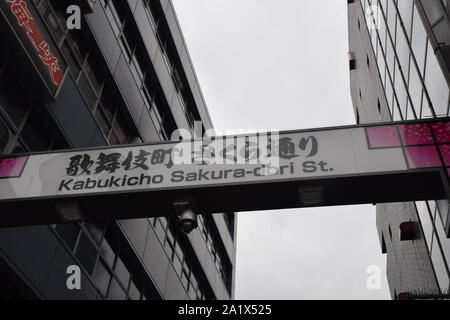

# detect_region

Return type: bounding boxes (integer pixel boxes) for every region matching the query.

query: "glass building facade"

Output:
[0,0,236,299]
[348,0,450,298]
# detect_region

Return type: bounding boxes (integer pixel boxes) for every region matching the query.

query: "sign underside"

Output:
[0,118,449,227]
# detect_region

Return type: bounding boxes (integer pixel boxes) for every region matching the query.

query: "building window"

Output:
[0,117,9,152]
[75,232,99,274]
[20,111,53,152]
[424,41,449,117]
[55,223,81,252]
[92,260,111,297]
[0,67,30,128]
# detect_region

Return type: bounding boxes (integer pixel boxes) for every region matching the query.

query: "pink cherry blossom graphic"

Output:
[366,126,401,148]
[405,146,441,168]
[439,144,450,166]
[0,157,28,178]
[431,122,450,143]
[399,124,434,146]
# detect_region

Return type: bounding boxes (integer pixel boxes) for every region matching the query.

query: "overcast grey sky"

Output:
[171,0,390,299]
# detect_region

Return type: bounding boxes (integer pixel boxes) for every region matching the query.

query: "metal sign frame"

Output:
[0,118,449,228]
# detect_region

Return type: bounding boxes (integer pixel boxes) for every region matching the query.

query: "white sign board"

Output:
[0,120,449,202]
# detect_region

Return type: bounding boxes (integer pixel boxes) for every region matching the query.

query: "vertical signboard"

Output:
[0,0,67,100]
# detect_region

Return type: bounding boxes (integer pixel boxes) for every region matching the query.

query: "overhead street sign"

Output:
[0,118,449,227]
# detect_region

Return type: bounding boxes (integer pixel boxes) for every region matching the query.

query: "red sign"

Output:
[5,0,63,87]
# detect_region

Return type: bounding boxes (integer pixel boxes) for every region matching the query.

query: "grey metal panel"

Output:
[118,218,150,258]
[190,81,213,131]
[47,76,98,148]
[212,214,234,262]
[188,228,226,299]
[179,46,195,92]
[163,1,214,130]
[164,263,186,300]
[0,225,58,292]
[204,252,218,296]
[139,108,161,143]
[153,48,175,106]
[114,54,145,125]
[134,1,158,63]
[86,5,121,74]
[188,229,208,267]
[127,0,138,13]
[89,129,108,147]
[165,5,184,55]
[143,228,169,294]
[159,0,170,13]
[170,91,191,130]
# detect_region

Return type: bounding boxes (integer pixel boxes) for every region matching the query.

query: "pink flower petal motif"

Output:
[439,144,450,166]
[0,157,27,178]
[431,122,450,143]
[399,124,434,145]
[366,126,401,148]
[405,146,441,168]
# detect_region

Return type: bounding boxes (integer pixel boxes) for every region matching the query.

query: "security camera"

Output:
[173,197,198,234]
[178,208,198,234]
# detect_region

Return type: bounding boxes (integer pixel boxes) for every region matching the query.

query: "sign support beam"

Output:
[0,118,449,228]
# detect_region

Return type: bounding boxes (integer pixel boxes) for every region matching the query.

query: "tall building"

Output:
[348,0,450,298]
[0,0,236,299]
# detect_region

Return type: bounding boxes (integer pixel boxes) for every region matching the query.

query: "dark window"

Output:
[94,107,111,136]
[0,118,9,152]
[78,74,98,109]
[100,240,116,268]
[84,56,103,93]
[20,111,53,152]
[399,221,421,241]
[75,232,98,274]
[0,68,29,127]
[84,222,104,245]
[92,260,111,297]
[99,90,117,122]
[127,281,140,300]
[224,212,235,239]
[12,144,26,154]
[112,113,130,144]
[349,58,356,70]
[107,277,126,300]
[61,40,81,78]
[65,31,89,65]
[55,223,80,251]
[37,0,65,43]
[114,257,130,289]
